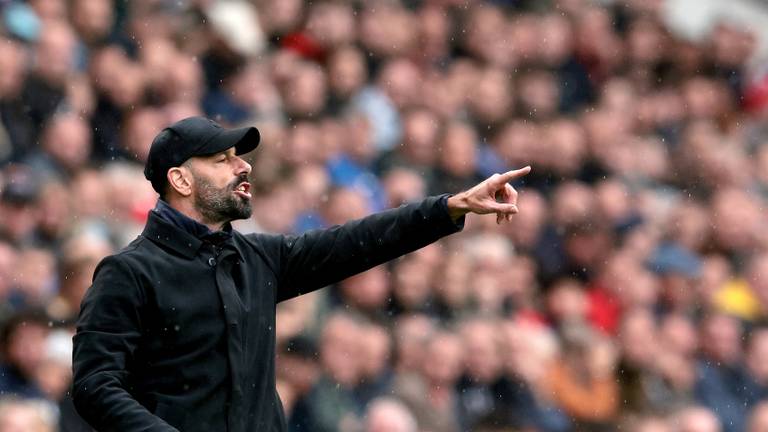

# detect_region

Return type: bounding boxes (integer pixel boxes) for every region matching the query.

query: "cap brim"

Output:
[202,126,261,156]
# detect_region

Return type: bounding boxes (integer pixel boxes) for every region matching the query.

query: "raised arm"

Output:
[264,166,530,302]
[72,256,179,432]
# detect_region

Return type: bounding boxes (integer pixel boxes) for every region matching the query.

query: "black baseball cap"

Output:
[144,116,260,194]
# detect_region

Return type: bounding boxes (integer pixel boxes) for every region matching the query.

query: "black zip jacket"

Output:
[72,195,463,432]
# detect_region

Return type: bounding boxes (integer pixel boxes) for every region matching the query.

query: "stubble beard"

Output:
[192,172,253,226]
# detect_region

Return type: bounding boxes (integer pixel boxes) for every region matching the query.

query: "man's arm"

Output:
[267,166,530,301]
[72,256,179,432]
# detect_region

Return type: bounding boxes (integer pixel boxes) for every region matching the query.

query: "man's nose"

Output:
[235,156,252,176]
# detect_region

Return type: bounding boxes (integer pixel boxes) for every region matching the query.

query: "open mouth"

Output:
[233,181,251,199]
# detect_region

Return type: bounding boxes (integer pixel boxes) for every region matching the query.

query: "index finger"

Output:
[494,166,531,185]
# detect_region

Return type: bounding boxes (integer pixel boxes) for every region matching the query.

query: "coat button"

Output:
[208,257,216,266]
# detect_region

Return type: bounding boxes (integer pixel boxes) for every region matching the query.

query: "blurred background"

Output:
[1,0,768,431]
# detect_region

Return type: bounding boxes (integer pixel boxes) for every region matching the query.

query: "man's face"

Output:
[187,147,253,225]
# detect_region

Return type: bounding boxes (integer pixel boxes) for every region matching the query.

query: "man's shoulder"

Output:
[96,236,153,272]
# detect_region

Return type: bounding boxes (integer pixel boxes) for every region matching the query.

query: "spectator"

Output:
[676,406,722,432]
[0,310,50,399]
[364,397,417,432]
[0,398,56,432]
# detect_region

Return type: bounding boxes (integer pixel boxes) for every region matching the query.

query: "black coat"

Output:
[72,195,462,432]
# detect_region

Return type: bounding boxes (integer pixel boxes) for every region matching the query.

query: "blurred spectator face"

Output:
[711,188,763,253]
[35,20,76,85]
[551,181,596,227]
[601,78,637,120]
[468,67,513,127]
[747,329,768,384]
[359,3,418,59]
[277,352,318,396]
[539,14,574,66]
[320,314,361,387]
[543,119,587,177]
[700,314,742,365]
[575,7,624,74]
[57,232,112,313]
[36,329,73,401]
[344,114,375,163]
[121,108,165,162]
[41,113,92,174]
[0,39,27,98]
[594,179,633,225]
[748,402,768,432]
[4,319,48,380]
[496,123,541,173]
[505,190,547,250]
[29,0,66,22]
[509,14,539,62]
[517,70,560,120]
[283,122,321,166]
[393,314,434,371]
[376,58,421,110]
[163,55,203,105]
[282,62,327,118]
[434,251,472,310]
[619,308,658,368]
[382,168,426,208]
[400,109,440,167]
[660,313,698,358]
[252,183,298,233]
[365,398,417,432]
[668,201,710,252]
[71,0,114,44]
[70,169,109,219]
[502,321,559,385]
[463,4,512,67]
[257,0,302,36]
[15,248,56,305]
[393,257,432,311]
[306,2,355,49]
[677,407,721,432]
[36,180,70,240]
[139,37,177,91]
[328,46,367,100]
[564,222,612,271]
[339,266,390,311]
[683,77,732,121]
[359,325,391,379]
[698,254,730,304]
[439,122,477,178]
[629,417,673,432]
[627,18,667,66]
[423,332,463,386]
[711,23,756,69]
[460,320,502,382]
[0,399,55,432]
[418,6,450,61]
[321,187,369,226]
[546,278,587,325]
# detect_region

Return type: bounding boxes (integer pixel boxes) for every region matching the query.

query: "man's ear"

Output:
[167,166,193,197]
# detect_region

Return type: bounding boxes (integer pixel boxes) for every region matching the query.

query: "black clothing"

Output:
[72,195,463,432]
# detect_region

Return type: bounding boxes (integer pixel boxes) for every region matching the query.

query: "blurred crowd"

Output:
[1,0,768,431]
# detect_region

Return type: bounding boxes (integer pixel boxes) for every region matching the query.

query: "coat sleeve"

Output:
[256,195,464,302]
[72,255,179,432]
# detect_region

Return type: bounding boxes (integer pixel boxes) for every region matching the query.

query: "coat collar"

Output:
[141,211,205,259]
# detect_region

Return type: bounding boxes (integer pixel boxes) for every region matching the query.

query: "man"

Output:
[71,117,530,431]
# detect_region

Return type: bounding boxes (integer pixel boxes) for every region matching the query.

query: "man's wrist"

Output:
[446,192,470,222]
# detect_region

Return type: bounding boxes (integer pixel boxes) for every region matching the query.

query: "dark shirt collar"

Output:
[152,200,233,245]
